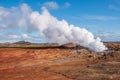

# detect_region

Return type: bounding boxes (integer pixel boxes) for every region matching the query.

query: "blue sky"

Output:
[0,0,120,42]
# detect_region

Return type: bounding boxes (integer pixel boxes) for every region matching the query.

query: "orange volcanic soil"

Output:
[0,42,120,80]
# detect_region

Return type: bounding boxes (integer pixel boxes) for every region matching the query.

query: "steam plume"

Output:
[0,4,107,52]
[30,7,107,52]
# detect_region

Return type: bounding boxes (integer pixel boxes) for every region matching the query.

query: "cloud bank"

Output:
[0,3,107,52]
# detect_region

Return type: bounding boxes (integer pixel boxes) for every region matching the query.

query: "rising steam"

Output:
[0,4,107,52]
[30,7,107,52]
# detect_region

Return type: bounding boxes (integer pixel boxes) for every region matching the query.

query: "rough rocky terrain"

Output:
[0,42,120,80]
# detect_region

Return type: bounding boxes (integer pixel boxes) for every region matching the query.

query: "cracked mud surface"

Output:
[0,42,120,80]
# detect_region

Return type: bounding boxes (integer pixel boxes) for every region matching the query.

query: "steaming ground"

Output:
[0,3,107,52]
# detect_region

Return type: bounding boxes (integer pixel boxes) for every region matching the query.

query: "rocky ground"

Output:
[0,42,120,80]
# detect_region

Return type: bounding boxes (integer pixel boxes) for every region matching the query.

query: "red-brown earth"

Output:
[0,42,120,80]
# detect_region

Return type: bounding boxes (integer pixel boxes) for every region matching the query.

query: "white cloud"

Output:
[43,1,59,10]
[0,4,39,42]
[108,5,120,11]
[0,3,32,30]
[96,31,120,41]
[21,34,31,39]
[8,35,20,39]
[64,2,71,8]
[5,34,31,39]
[0,34,43,43]
[42,2,71,10]
[83,15,118,21]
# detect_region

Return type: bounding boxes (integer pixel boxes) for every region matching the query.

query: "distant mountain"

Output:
[14,41,31,45]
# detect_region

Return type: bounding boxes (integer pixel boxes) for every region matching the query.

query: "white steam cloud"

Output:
[0,3,107,52]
